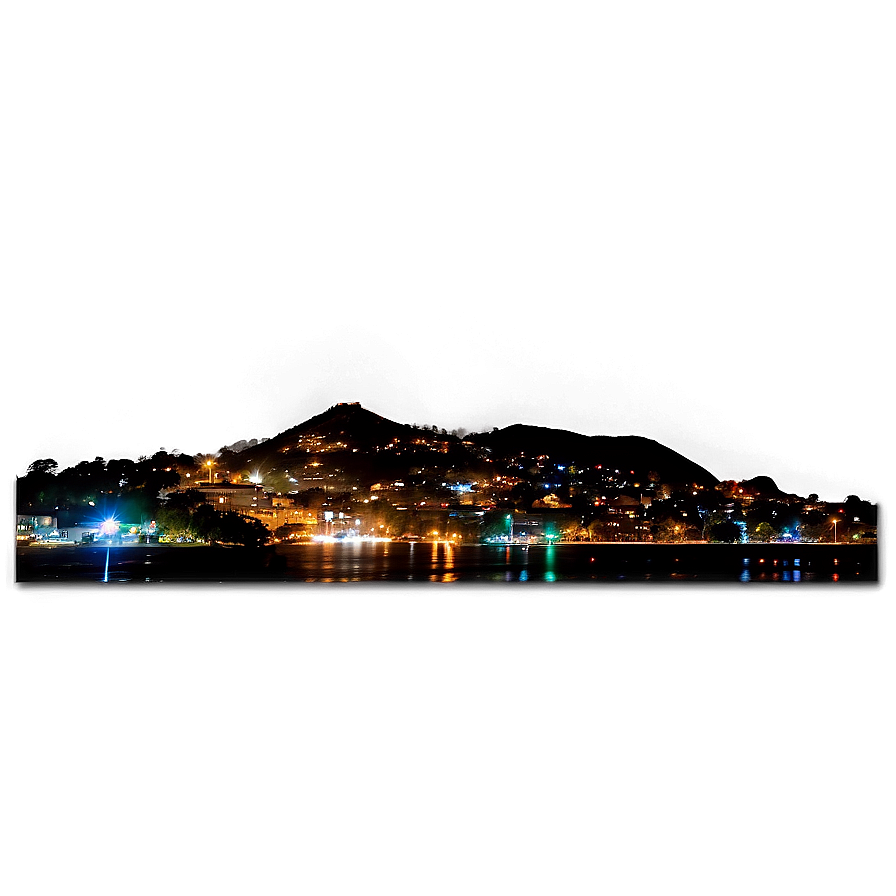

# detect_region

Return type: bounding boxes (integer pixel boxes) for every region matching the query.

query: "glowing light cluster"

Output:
[311,534,392,543]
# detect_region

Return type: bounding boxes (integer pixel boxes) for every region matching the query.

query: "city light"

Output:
[312,534,391,543]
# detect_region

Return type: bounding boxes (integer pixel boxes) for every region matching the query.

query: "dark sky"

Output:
[7,4,886,505]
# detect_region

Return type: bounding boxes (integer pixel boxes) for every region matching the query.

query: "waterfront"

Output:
[16,541,878,584]
[271,541,878,583]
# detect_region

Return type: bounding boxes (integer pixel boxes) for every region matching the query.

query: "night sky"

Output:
[7,7,885,504]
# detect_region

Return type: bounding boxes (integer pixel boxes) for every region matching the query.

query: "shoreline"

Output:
[15,541,879,584]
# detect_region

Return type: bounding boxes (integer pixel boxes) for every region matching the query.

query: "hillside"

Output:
[471,424,718,487]
[223,403,717,494]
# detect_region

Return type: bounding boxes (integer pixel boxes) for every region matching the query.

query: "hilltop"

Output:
[223,402,718,495]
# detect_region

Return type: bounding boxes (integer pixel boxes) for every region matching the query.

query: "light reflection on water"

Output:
[266,542,872,583]
[15,541,875,583]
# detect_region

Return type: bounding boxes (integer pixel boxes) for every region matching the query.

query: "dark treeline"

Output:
[16,452,270,548]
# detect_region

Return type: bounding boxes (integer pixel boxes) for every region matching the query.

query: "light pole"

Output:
[207,460,214,485]
[832,517,838,544]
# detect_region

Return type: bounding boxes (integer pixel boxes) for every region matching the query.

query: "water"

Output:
[16,542,878,583]
[272,542,875,582]
[0,544,893,894]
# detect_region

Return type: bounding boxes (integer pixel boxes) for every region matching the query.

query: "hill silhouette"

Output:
[471,423,717,487]
[227,403,717,491]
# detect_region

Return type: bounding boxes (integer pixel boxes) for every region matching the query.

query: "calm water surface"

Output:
[273,541,876,583]
[17,542,877,583]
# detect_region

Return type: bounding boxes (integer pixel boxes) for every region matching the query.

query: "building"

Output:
[183,482,266,510]
[605,495,643,517]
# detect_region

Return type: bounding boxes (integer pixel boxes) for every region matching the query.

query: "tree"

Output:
[707,519,742,543]
[587,519,613,541]
[157,506,192,540]
[164,489,205,511]
[749,521,779,543]
[480,510,513,540]
[190,504,224,543]
[18,459,61,510]
[157,502,270,547]
[654,519,700,543]
[745,500,796,533]
[27,459,58,476]
[799,509,827,542]
[206,510,270,547]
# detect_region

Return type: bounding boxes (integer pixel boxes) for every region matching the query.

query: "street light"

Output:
[832,517,838,544]
[206,460,214,485]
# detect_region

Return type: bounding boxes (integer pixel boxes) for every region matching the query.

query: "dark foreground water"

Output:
[16,542,884,593]
[0,545,894,894]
